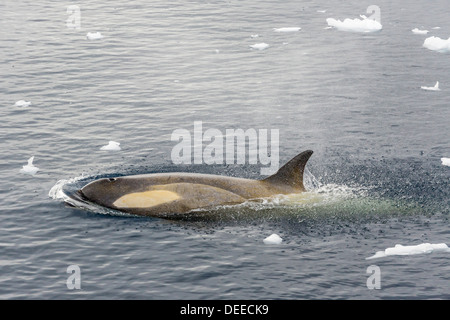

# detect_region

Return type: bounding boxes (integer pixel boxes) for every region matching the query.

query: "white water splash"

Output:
[48,175,87,201]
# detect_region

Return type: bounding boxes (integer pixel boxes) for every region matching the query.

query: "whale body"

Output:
[79,150,313,217]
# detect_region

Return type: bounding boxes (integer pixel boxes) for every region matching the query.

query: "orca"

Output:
[79,150,313,217]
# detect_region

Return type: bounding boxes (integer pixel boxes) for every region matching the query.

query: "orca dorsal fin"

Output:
[262,150,313,190]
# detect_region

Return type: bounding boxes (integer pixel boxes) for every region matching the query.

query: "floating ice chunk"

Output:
[250,43,269,50]
[250,34,259,38]
[423,36,450,53]
[100,141,121,151]
[20,156,39,175]
[432,27,441,30]
[326,17,382,33]
[263,234,283,245]
[317,10,327,13]
[421,81,440,91]
[273,27,301,33]
[86,32,104,40]
[412,28,429,35]
[441,158,450,166]
[366,243,450,260]
[15,100,32,107]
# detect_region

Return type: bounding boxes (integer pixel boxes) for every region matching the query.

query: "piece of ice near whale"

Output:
[412,28,429,35]
[421,81,440,91]
[263,234,283,244]
[20,156,39,175]
[250,43,269,50]
[273,27,301,32]
[366,243,450,260]
[326,17,382,33]
[441,158,450,166]
[423,36,450,53]
[86,32,104,40]
[250,34,259,38]
[100,141,121,151]
[15,100,32,107]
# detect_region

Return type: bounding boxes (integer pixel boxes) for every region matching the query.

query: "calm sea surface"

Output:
[0,0,449,299]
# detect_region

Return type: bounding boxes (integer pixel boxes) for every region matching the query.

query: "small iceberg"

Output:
[423,36,450,53]
[86,32,104,40]
[263,234,283,245]
[366,243,450,260]
[326,17,382,33]
[421,81,440,91]
[15,100,32,107]
[412,28,429,35]
[273,27,301,33]
[441,158,450,166]
[20,156,39,175]
[250,43,269,50]
[100,141,121,151]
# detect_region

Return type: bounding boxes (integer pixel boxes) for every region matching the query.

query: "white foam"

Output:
[20,156,39,175]
[273,27,301,33]
[250,43,269,50]
[86,32,104,40]
[366,243,450,260]
[421,81,440,91]
[326,17,382,33]
[441,158,450,166]
[423,36,450,53]
[263,234,283,244]
[412,28,429,35]
[15,100,32,107]
[100,141,121,151]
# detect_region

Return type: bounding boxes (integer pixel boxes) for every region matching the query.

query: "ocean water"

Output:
[0,0,449,299]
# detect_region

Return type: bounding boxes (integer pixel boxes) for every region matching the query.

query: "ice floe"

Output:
[263,234,283,245]
[15,100,32,107]
[421,81,440,91]
[20,156,39,175]
[250,34,259,38]
[423,36,450,53]
[273,27,301,33]
[100,141,121,151]
[250,43,269,50]
[86,32,104,40]
[326,16,382,33]
[441,158,450,166]
[366,243,450,260]
[412,28,429,35]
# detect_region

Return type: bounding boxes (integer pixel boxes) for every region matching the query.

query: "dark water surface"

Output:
[0,0,449,299]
